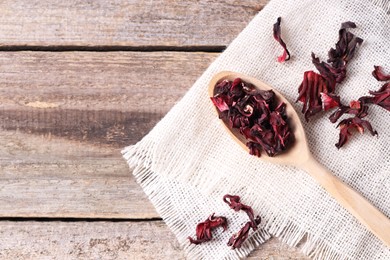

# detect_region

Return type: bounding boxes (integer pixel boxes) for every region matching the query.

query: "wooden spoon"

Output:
[208,71,390,247]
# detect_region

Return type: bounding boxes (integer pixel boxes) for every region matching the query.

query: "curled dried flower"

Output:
[372,66,390,81]
[188,213,227,245]
[227,216,261,249]
[335,117,377,149]
[273,17,290,63]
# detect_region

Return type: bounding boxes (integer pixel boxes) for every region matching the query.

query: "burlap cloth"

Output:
[123,0,390,258]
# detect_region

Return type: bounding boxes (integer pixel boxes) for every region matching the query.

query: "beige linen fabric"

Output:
[123,0,390,259]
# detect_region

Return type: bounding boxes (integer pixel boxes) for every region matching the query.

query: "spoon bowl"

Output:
[208,71,310,166]
[209,71,390,247]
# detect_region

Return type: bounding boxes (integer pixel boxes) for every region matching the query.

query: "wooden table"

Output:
[0,0,308,258]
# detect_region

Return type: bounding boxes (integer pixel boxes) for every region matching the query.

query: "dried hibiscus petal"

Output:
[227,216,261,249]
[211,78,293,157]
[223,194,262,249]
[328,21,363,65]
[297,22,363,121]
[188,213,227,245]
[372,66,390,81]
[329,100,369,123]
[311,53,339,88]
[273,17,290,63]
[335,117,377,149]
[320,93,341,111]
[223,195,259,230]
[210,95,229,112]
[360,83,390,112]
[296,71,329,121]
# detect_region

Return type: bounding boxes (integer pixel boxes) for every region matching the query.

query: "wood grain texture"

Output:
[0,51,217,113]
[0,131,158,219]
[0,221,307,259]
[0,0,268,48]
[0,51,216,218]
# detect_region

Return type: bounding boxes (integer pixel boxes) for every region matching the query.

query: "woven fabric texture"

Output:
[123,0,390,259]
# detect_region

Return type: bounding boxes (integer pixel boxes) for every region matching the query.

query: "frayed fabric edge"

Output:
[122,145,351,260]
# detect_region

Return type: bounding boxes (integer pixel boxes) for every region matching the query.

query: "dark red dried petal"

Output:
[247,142,262,157]
[230,78,244,98]
[368,83,390,111]
[273,17,290,63]
[320,93,341,111]
[210,96,229,112]
[298,21,365,128]
[349,100,361,109]
[227,216,261,249]
[341,21,357,29]
[372,66,390,81]
[223,194,260,230]
[296,71,332,121]
[188,213,227,245]
[227,222,251,249]
[214,80,231,95]
[328,23,363,66]
[335,117,378,148]
[312,53,339,87]
[329,99,369,123]
[329,106,348,123]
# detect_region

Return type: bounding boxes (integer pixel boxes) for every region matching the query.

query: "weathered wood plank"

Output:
[0,51,217,112]
[0,0,268,47]
[0,131,158,218]
[0,51,217,146]
[0,52,218,218]
[0,221,307,259]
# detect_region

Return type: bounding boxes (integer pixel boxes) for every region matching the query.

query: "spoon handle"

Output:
[301,157,390,247]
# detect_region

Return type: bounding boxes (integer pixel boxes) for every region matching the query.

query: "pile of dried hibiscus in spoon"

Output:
[210,78,293,157]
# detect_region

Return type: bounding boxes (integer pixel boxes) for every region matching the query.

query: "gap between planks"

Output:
[0,217,162,222]
[0,45,226,52]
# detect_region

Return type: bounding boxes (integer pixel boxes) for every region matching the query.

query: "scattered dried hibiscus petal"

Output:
[227,216,261,249]
[273,17,290,63]
[320,93,341,111]
[297,22,363,121]
[223,195,259,230]
[211,78,293,157]
[359,83,390,112]
[329,99,369,123]
[329,67,390,148]
[372,66,390,81]
[188,213,227,245]
[328,22,363,66]
[296,71,330,121]
[223,194,261,249]
[336,117,377,149]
